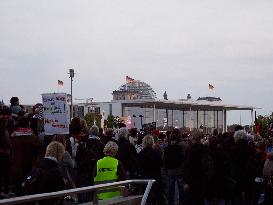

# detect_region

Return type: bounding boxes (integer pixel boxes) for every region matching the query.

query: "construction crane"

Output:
[74,98,93,104]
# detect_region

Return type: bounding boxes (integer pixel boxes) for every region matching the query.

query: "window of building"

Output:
[95,107,100,114]
[109,104,112,115]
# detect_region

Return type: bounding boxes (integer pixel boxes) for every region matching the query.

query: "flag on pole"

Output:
[58,80,64,86]
[209,83,214,90]
[126,76,135,83]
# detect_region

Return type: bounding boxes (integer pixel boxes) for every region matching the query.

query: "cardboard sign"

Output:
[42,93,69,135]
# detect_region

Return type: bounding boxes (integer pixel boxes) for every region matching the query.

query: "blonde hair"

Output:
[89,125,99,136]
[103,141,119,156]
[234,130,247,142]
[45,141,65,162]
[117,127,129,140]
[142,135,154,148]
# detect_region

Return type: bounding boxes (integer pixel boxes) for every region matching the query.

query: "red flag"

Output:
[126,76,135,83]
[209,83,214,90]
[58,80,64,86]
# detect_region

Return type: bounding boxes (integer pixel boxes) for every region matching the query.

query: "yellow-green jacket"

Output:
[94,156,121,200]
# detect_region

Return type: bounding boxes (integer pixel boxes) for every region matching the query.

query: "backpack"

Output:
[22,167,45,195]
[164,142,184,170]
[200,152,214,180]
[76,139,100,178]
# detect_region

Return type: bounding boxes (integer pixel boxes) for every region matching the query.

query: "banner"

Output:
[42,93,69,135]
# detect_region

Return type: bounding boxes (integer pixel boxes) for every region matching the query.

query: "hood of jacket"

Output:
[38,158,59,170]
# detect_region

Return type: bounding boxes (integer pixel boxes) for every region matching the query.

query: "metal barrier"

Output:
[0,179,155,205]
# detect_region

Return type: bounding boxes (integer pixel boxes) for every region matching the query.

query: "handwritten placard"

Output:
[42,93,69,135]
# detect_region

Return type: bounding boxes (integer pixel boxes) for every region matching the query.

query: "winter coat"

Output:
[164,140,186,176]
[35,157,65,193]
[116,137,139,176]
[61,151,75,189]
[228,139,257,193]
[184,143,213,195]
[10,132,41,182]
[75,135,104,178]
[138,146,163,180]
[207,145,231,199]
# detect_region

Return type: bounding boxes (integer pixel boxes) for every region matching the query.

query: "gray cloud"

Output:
[0,0,272,124]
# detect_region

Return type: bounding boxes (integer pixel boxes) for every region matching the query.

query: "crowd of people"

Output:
[0,97,273,205]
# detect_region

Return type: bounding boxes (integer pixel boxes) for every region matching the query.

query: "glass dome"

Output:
[117,80,157,100]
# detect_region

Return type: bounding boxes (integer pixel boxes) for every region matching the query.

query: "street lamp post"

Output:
[68,69,75,122]
[139,114,144,128]
[132,115,136,127]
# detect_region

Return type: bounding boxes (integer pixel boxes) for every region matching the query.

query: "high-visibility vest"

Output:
[94,156,120,200]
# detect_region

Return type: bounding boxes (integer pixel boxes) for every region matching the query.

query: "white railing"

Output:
[0,179,155,205]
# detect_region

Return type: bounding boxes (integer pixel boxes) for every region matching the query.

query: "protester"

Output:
[115,127,139,178]
[22,141,65,205]
[30,104,43,136]
[52,135,75,189]
[103,128,115,144]
[138,135,166,205]
[0,114,11,198]
[129,128,138,145]
[93,141,126,201]
[9,97,21,116]
[10,116,41,195]
[1,95,273,205]
[206,135,230,205]
[228,130,257,205]
[75,125,104,203]
[164,129,186,205]
[263,151,273,205]
[69,117,82,162]
[135,134,144,154]
[183,131,213,205]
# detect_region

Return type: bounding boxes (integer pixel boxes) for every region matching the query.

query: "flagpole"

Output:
[68,69,75,122]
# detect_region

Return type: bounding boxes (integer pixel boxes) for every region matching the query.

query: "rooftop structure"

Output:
[112,78,157,101]
[73,77,259,132]
[197,97,222,102]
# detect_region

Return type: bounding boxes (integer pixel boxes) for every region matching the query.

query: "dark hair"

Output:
[158,133,166,140]
[32,103,42,113]
[69,117,82,135]
[130,128,138,137]
[234,125,243,132]
[10,97,19,106]
[170,128,181,141]
[136,134,144,145]
[213,128,218,136]
[118,122,126,128]
[52,135,66,146]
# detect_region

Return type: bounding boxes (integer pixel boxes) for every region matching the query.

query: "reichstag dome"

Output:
[112,80,157,101]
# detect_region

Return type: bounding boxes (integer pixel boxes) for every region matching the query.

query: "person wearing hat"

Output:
[93,141,126,201]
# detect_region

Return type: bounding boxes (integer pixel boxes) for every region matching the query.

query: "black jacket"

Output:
[116,138,139,175]
[184,143,212,195]
[76,136,105,178]
[35,158,65,194]
[138,146,163,180]
[164,140,185,171]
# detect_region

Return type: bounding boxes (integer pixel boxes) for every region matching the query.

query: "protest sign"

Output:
[42,93,69,135]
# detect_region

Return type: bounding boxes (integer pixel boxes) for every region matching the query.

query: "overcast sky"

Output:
[1,0,272,125]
